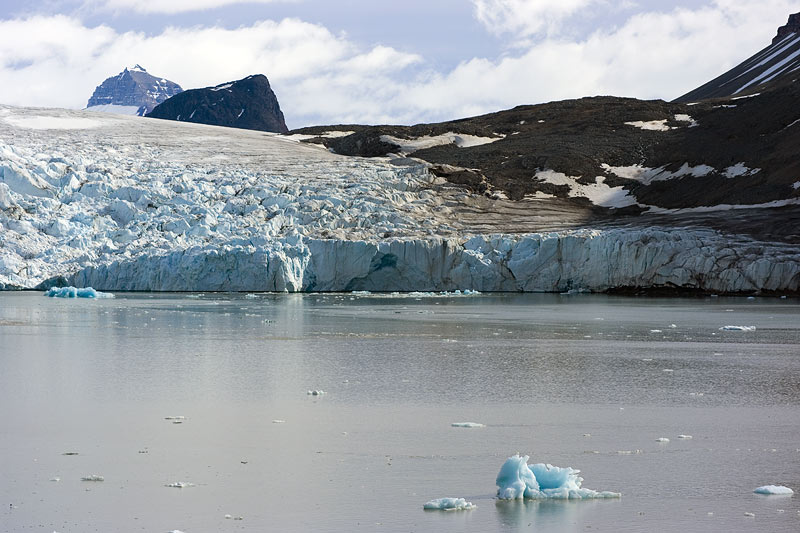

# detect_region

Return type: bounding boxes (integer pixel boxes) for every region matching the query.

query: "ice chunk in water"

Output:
[496,455,620,500]
[719,325,756,331]
[451,422,485,428]
[45,286,113,298]
[81,475,104,481]
[754,485,793,495]
[423,497,476,510]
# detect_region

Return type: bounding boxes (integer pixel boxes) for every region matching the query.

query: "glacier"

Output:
[1,105,798,293]
[496,455,620,500]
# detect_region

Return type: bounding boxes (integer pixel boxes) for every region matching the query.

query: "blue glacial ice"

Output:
[496,455,620,500]
[753,485,793,495]
[44,286,113,298]
[423,497,476,510]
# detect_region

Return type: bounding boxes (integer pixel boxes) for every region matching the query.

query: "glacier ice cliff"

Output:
[1,106,798,293]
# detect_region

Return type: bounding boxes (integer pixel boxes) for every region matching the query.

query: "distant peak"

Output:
[129,64,146,72]
[773,12,800,43]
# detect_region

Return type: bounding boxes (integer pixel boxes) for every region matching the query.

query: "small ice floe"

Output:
[62,452,79,456]
[244,293,259,299]
[50,477,60,482]
[678,435,693,440]
[719,326,756,331]
[669,324,677,328]
[423,498,476,511]
[164,416,186,420]
[451,422,485,428]
[81,475,104,482]
[307,390,326,396]
[272,419,286,424]
[754,485,793,495]
[616,450,642,455]
[662,369,674,373]
[45,287,113,299]
[656,438,670,443]
[650,329,663,333]
[165,482,194,488]
[496,455,620,500]
[744,512,755,517]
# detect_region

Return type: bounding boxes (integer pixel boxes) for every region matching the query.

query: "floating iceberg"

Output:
[496,455,620,500]
[45,286,113,299]
[754,485,793,495]
[81,475,104,482]
[719,325,756,331]
[165,481,194,488]
[423,498,476,511]
[451,422,485,428]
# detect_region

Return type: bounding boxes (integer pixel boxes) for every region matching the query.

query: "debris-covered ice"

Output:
[307,390,326,396]
[754,485,794,495]
[45,286,113,298]
[423,498,477,511]
[165,482,195,488]
[451,422,485,428]
[496,455,620,500]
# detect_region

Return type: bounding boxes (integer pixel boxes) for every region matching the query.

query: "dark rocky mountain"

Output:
[288,15,800,243]
[86,65,183,116]
[146,75,288,133]
[676,12,800,102]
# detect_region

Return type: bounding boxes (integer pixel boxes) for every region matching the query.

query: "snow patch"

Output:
[624,119,672,131]
[2,115,101,130]
[380,132,503,153]
[534,170,637,208]
[496,454,620,500]
[724,163,760,178]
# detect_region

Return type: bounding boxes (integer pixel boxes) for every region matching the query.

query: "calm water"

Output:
[0,292,798,532]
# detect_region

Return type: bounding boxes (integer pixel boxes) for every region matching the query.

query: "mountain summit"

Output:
[676,12,800,102]
[146,74,288,133]
[86,65,183,116]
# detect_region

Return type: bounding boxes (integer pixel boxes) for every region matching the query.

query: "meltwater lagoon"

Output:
[0,292,798,532]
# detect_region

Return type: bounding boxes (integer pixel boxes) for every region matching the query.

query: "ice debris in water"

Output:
[496,455,620,500]
[423,498,476,511]
[451,422,485,428]
[81,475,104,482]
[165,482,194,488]
[307,390,326,396]
[164,416,186,420]
[719,326,756,331]
[678,435,693,439]
[45,286,113,299]
[754,485,793,495]
[656,438,670,443]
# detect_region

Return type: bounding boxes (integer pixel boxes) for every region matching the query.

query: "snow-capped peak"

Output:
[129,64,146,72]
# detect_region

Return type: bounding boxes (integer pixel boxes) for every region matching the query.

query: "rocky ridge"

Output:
[86,65,183,116]
[147,74,288,133]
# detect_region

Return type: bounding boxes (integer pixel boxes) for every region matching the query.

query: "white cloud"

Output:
[471,0,603,37]
[93,0,297,15]
[0,1,796,127]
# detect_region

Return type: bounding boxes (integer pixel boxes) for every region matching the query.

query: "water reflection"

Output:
[495,499,615,529]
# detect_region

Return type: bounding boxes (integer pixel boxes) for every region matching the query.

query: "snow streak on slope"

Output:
[1,106,798,293]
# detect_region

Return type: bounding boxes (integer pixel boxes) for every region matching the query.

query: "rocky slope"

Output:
[147,75,288,133]
[86,65,183,116]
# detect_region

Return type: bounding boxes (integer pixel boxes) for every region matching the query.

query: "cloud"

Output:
[92,0,298,15]
[471,0,603,38]
[0,1,796,127]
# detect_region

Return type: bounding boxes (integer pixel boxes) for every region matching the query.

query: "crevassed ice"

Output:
[496,454,620,500]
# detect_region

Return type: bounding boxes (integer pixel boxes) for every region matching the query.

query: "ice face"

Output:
[44,287,114,299]
[496,455,620,500]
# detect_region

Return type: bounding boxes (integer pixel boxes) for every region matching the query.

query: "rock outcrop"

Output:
[86,65,183,116]
[773,12,800,43]
[147,74,288,133]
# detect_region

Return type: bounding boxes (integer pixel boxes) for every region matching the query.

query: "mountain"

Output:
[287,16,800,242]
[675,12,800,102]
[86,65,183,116]
[146,75,288,133]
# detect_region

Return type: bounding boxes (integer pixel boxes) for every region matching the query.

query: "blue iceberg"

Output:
[496,455,620,500]
[423,498,476,511]
[44,286,114,299]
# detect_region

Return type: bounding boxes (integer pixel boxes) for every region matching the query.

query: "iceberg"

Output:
[496,455,620,500]
[423,497,476,511]
[754,485,793,495]
[45,286,113,299]
[719,325,756,331]
[451,422,485,428]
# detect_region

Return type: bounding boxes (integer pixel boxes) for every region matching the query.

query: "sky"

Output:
[0,0,797,128]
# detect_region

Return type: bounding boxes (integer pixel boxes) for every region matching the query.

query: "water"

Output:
[0,292,798,532]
